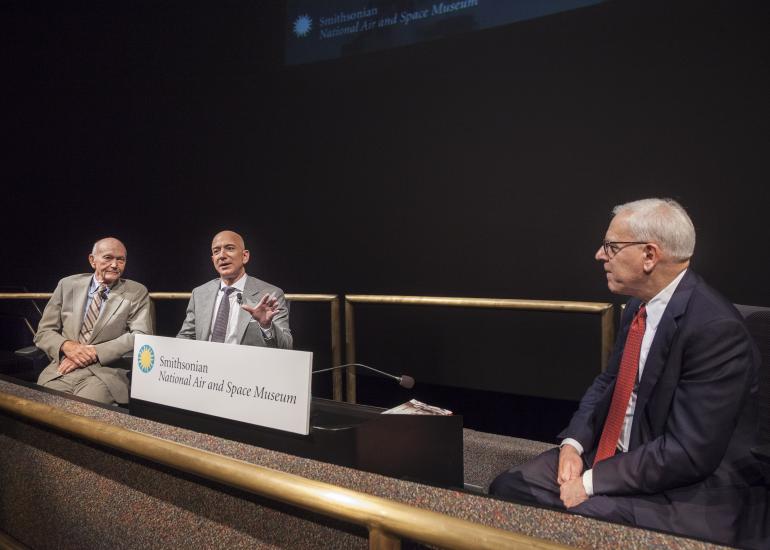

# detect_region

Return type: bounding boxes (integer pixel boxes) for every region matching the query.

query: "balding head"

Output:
[89,237,127,286]
[92,237,127,257]
[211,230,250,285]
[211,230,245,250]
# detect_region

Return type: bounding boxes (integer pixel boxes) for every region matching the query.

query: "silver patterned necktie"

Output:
[211,287,236,343]
[79,284,106,343]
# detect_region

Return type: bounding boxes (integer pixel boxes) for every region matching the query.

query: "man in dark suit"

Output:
[177,230,292,349]
[490,198,768,548]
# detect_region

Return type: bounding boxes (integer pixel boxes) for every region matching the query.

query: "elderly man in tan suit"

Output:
[34,237,153,405]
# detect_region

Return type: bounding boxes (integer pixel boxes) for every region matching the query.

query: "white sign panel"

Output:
[131,335,313,435]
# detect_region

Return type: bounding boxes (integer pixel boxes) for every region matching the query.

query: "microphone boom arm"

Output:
[313,363,415,389]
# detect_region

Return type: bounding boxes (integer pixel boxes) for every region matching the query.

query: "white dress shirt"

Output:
[209,273,273,344]
[209,274,248,345]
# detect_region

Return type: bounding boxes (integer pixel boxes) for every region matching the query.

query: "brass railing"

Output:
[0,292,344,401]
[344,295,615,404]
[0,529,27,550]
[0,292,615,404]
[0,390,572,550]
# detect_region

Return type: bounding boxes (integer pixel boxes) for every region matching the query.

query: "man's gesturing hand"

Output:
[241,293,279,329]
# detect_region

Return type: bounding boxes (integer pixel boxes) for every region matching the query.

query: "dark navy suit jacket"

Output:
[559,270,767,545]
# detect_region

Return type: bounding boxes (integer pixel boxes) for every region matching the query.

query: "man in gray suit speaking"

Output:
[35,237,153,405]
[177,230,292,349]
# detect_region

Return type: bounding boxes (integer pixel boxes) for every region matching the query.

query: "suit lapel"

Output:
[198,280,220,341]
[631,270,697,444]
[235,276,261,343]
[90,279,125,342]
[66,276,91,340]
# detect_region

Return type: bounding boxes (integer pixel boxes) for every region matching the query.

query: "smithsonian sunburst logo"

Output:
[137,344,155,374]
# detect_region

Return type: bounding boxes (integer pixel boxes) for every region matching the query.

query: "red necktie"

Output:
[594,304,647,466]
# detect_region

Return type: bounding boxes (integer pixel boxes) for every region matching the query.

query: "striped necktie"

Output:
[79,284,107,343]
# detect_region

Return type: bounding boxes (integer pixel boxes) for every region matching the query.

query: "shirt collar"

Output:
[220,272,247,292]
[644,268,687,329]
[89,275,112,296]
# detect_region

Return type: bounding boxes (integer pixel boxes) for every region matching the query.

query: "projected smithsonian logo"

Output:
[286,0,607,65]
[293,14,313,37]
[137,344,155,374]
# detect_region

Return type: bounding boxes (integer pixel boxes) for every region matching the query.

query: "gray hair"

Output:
[612,198,695,261]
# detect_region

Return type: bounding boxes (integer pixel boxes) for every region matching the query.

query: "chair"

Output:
[735,304,770,447]
[735,305,770,476]
[0,289,43,381]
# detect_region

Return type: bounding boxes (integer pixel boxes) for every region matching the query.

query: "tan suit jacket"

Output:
[35,273,153,403]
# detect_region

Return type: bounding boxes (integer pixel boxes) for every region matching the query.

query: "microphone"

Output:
[236,292,243,305]
[313,362,415,389]
[100,289,109,301]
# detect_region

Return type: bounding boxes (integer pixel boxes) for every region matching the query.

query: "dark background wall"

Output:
[1,0,768,440]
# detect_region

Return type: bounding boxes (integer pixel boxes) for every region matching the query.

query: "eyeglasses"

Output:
[601,240,648,258]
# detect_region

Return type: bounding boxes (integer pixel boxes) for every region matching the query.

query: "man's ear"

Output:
[242,249,250,265]
[642,244,660,274]
[88,254,96,269]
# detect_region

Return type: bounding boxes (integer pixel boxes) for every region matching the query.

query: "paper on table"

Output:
[382,399,452,416]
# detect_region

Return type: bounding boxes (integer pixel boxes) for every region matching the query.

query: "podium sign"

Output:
[131,335,313,435]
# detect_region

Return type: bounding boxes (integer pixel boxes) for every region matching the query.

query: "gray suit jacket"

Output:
[35,274,153,404]
[177,275,292,349]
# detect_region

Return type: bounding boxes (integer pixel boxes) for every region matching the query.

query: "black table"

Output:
[130,396,464,488]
